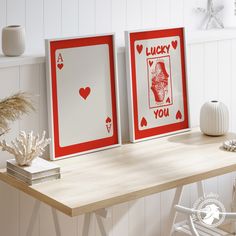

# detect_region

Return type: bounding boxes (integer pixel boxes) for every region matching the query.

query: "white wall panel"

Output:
[128,199,145,236]
[218,173,233,212]
[204,42,219,100]
[170,0,184,27]
[188,44,205,127]
[0,0,6,54]
[95,0,112,34]
[61,0,78,36]
[44,0,62,38]
[218,40,232,129]
[142,0,156,28]
[25,0,44,52]
[111,0,126,45]
[160,188,175,236]
[6,0,25,26]
[156,0,170,27]
[0,182,19,236]
[204,177,218,195]
[113,202,129,236]
[126,0,142,30]
[145,193,161,236]
[78,0,95,35]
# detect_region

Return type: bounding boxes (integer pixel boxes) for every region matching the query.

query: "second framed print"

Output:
[125,27,189,142]
[46,34,121,160]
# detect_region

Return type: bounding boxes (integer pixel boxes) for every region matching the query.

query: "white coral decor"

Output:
[0,131,51,166]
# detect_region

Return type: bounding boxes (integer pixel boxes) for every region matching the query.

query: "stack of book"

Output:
[6,158,61,185]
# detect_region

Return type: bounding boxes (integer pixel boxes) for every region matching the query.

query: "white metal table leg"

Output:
[168,185,184,236]
[95,214,107,236]
[51,208,62,236]
[82,209,108,236]
[26,200,41,236]
[26,201,108,236]
[95,209,109,236]
[170,181,206,236]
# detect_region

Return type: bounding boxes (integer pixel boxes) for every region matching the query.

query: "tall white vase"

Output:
[200,101,229,136]
[2,25,25,56]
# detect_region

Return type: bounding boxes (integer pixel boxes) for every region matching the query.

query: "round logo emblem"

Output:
[192,193,226,228]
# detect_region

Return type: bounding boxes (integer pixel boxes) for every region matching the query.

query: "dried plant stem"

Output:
[0,92,35,135]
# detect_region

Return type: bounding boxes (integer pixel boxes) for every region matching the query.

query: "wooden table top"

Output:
[1,128,236,217]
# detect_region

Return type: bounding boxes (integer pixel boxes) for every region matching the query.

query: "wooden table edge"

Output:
[0,172,73,217]
[70,163,236,216]
[2,161,235,217]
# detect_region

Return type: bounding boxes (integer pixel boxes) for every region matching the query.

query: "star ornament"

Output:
[196,0,224,30]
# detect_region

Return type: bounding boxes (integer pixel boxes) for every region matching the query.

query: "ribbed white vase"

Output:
[200,101,229,136]
[2,25,25,56]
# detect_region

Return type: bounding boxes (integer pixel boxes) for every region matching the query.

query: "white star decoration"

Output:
[196,0,224,30]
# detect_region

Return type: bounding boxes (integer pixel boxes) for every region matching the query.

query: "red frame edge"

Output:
[49,35,119,158]
[129,27,189,141]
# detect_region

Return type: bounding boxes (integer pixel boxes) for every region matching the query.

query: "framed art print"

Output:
[125,27,189,142]
[45,34,121,160]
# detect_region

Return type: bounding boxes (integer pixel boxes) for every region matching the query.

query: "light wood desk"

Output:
[1,128,236,236]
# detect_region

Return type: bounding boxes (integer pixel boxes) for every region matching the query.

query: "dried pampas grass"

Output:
[0,92,35,135]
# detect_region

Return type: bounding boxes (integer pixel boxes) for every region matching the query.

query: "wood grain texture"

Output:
[1,129,236,217]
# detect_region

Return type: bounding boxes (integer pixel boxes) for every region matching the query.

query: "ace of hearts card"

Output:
[125,27,190,142]
[45,34,121,160]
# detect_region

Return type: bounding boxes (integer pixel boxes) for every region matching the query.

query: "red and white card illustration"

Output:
[125,27,189,142]
[46,34,121,160]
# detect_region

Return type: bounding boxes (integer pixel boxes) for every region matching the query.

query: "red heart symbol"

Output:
[166,97,170,103]
[79,87,91,100]
[149,61,153,67]
[136,44,143,54]
[140,117,147,127]
[176,110,182,120]
[57,63,64,70]
[171,40,178,50]
[106,117,111,123]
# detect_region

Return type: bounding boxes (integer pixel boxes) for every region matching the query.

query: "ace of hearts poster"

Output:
[46,34,121,160]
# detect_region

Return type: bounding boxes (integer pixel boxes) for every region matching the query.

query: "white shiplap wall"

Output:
[0,1,236,236]
[0,0,235,52]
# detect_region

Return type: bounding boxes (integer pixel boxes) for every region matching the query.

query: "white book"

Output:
[6,158,60,179]
[7,168,61,185]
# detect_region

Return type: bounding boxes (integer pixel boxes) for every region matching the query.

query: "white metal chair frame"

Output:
[174,204,236,236]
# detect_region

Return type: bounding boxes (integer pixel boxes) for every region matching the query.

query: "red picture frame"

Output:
[125,27,189,142]
[45,34,121,160]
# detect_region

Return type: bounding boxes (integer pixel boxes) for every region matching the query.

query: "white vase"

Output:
[200,101,229,136]
[2,25,25,56]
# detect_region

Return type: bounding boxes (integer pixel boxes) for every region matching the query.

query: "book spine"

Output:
[7,161,60,178]
[31,174,61,185]
[7,168,61,185]
[7,162,30,178]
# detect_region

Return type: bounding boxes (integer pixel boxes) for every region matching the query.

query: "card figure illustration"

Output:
[148,56,173,109]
